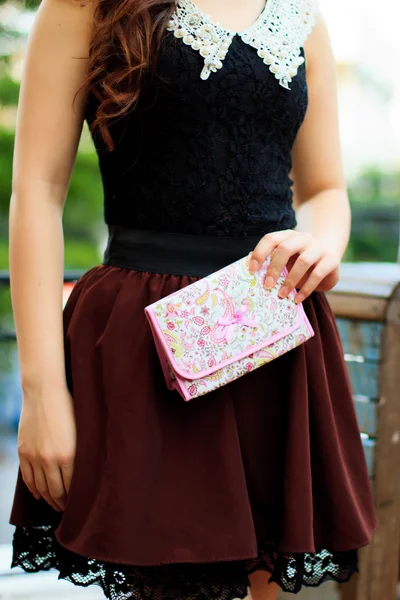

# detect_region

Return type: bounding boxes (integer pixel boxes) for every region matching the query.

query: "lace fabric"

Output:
[166,0,318,87]
[82,0,317,237]
[11,525,359,598]
[94,31,309,236]
[239,0,317,89]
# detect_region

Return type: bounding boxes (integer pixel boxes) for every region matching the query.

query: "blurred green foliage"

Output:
[0,73,20,105]
[345,167,400,262]
[0,0,40,7]
[0,127,14,211]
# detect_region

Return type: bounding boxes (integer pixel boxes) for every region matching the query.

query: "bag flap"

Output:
[145,254,306,381]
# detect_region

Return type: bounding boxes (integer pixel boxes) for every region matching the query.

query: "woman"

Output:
[8,0,377,598]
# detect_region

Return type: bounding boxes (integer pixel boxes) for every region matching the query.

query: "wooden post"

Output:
[325,263,400,600]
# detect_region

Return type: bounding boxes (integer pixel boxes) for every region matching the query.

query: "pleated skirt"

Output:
[9,251,378,598]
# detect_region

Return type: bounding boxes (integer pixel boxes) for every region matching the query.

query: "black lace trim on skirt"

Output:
[11,525,358,598]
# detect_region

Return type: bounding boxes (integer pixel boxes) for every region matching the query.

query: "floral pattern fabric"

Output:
[145,253,314,400]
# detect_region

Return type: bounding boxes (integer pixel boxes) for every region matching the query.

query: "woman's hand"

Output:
[17,387,77,512]
[249,229,341,303]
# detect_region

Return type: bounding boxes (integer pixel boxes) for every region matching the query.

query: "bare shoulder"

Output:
[303,6,336,78]
[22,0,99,96]
[32,0,97,43]
[39,0,97,18]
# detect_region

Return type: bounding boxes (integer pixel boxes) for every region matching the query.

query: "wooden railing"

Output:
[326,263,400,600]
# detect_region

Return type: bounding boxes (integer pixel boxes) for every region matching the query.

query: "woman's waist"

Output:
[102,167,295,223]
[102,226,268,277]
[104,193,297,247]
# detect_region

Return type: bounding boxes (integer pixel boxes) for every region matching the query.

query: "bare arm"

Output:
[9,0,96,511]
[250,10,349,301]
[291,10,350,259]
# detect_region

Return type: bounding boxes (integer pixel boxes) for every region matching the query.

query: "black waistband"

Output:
[102,226,262,277]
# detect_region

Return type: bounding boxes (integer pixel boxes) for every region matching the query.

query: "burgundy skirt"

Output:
[9,231,377,599]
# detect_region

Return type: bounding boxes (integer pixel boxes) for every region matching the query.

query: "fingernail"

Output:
[295,293,304,304]
[264,276,275,289]
[249,259,259,273]
[279,286,289,298]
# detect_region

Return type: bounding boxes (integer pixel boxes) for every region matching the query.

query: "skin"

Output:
[10,0,95,512]
[186,0,267,32]
[9,1,347,599]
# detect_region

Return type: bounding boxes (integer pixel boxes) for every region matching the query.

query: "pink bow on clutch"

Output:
[218,307,258,344]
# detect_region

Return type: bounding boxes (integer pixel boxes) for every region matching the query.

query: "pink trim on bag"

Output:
[172,373,191,401]
[145,302,308,381]
[145,311,175,390]
[161,301,315,402]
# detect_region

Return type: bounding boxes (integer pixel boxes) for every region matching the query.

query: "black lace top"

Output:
[85,34,308,237]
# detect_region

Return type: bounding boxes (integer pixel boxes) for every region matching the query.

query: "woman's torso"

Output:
[85,0,314,237]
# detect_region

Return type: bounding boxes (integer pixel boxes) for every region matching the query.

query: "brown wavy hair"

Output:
[79,0,176,152]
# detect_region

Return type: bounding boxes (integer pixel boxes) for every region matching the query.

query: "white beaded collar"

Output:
[167,0,318,89]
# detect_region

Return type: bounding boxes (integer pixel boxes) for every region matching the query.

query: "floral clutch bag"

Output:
[144,253,315,401]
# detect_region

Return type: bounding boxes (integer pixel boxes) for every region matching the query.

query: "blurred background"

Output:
[0,0,399,597]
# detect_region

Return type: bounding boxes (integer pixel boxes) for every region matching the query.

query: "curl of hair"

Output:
[79,0,175,152]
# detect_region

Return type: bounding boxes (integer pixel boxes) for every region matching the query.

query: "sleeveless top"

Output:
[85,0,318,238]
